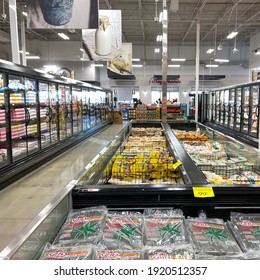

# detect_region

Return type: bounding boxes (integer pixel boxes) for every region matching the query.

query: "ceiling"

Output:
[0,0,259,50]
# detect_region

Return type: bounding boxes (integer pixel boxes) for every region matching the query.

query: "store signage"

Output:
[193,187,215,198]
[150,75,181,84]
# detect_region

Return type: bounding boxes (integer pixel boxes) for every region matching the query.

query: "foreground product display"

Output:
[37,206,260,260]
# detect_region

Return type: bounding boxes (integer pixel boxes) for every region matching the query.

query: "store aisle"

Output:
[0,123,127,252]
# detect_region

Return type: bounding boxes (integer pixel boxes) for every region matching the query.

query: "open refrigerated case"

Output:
[205,81,260,149]
[0,61,113,189]
[2,121,260,260]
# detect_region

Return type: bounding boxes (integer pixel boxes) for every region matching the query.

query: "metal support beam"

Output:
[195,21,200,125]
[161,0,168,121]
[21,15,27,66]
[9,0,20,64]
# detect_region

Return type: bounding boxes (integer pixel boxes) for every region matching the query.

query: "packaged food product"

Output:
[102,213,144,250]
[94,249,143,260]
[143,215,187,246]
[228,213,260,253]
[39,243,93,260]
[185,218,242,256]
[144,244,195,260]
[53,206,107,245]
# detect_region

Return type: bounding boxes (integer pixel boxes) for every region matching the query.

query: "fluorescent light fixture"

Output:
[132,64,143,68]
[155,48,160,53]
[26,55,40,59]
[22,12,27,17]
[80,48,84,52]
[132,58,140,61]
[171,58,186,61]
[91,64,104,67]
[80,58,88,61]
[227,31,238,39]
[168,64,181,67]
[206,48,214,54]
[19,50,30,55]
[156,34,162,42]
[206,64,219,68]
[159,12,163,22]
[58,33,70,40]
[214,59,229,63]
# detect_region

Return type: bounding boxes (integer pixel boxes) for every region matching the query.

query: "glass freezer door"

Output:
[24,78,39,155]
[8,75,27,161]
[58,85,72,140]
[229,88,235,129]
[223,89,229,127]
[249,85,259,137]
[49,83,59,144]
[241,86,250,134]
[234,87,242,131]
[72,87,82,134]
[215,91,220,124]
[39,82,51,148]
[82,88,90,131]
[65,86,72,137]
[0,73,9,167]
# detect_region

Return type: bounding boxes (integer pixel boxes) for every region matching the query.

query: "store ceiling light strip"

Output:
[168,64,181,67]
[214,59,229,62]
[206,48,214,54]
[26,55,40,59]
[171,58,186,61]
[132,64,143,67]
[206,64,219,67]
[227,31,238,39]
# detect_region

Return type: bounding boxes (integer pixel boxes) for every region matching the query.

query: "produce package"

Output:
[185,218,242,257]
[39,243,93,260]
[94,249,143,260]
[53,206,107,245]
[102,213,144,250]
[144,244,195,260]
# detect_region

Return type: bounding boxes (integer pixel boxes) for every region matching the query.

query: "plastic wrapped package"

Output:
[228,213,260,256]
[39,243,93,260]
[102,213,143,250]
[94,249,143,260]
[185,218,242,257]
[143,214,187,246]
[53,206,107,245]
[144,244,195,260]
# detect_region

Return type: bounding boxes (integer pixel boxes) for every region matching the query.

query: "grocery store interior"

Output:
[0,0,260,260]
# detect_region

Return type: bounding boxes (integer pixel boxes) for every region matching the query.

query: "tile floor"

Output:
[0,123,127,252]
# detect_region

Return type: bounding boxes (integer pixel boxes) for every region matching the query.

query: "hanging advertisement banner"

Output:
[107,43,133,76]
[26,0,98,29]
[82,10,122,61]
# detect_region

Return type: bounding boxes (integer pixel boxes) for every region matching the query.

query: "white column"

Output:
[9,0,20,64]
[195,21,200,124]
[161,0,168,121]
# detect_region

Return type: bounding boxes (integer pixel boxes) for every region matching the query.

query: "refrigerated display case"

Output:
[0,61,113,189]
[205,81,260,149]
[1,121,260,260]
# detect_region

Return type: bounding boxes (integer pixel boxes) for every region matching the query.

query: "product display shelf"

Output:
[2,122,260,260]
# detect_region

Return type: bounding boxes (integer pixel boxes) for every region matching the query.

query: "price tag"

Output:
[172,160,182,170]
[193,187,215,198]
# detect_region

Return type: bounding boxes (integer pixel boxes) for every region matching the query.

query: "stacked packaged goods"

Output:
[173,129,259,185]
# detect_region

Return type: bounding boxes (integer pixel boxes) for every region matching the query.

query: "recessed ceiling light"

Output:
[132,58,140,61]
[168,64,181,67]
[206,48,214,54]
[206,64,219,67]
[132,64,143,68]
[214,59,229,63]
[26,55,40,59]
[227,31,238,39]
[171,58,186,61]
[58,33,70,40]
